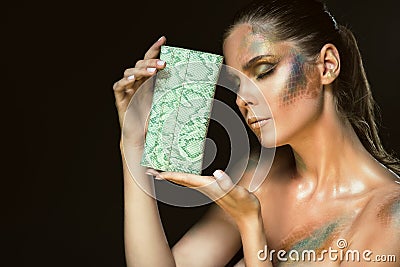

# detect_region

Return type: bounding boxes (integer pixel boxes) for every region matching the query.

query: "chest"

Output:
[255,184,369,258]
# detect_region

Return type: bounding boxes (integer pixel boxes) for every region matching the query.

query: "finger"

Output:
[213,170,235,192]
[114,68,156,93]
[113,70,152,104]
[145,168,161,178]
[158,171,216,188]
[123,65,161,80]
[144,36,167,60]
[113,77,135,93]
[134,59,166,70]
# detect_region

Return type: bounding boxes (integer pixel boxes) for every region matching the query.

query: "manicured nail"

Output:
[127,75,135,80]
[157,60,165,66]
[147,67,156,73]
[213,170,224,179]
[154,175,164,180]
[146,168,160,176]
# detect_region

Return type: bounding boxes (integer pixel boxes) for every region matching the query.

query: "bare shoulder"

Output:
[348,178,400,263]
[360,181,400,230]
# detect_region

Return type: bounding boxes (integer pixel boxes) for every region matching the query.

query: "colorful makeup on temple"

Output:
[237,31,277,67]
[233,29,321,110]
[279,50,319,106]
[242,32,274,53]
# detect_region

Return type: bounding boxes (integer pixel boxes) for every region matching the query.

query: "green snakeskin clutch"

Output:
[140,45,223,175]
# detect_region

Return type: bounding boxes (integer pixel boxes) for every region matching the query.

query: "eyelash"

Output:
[256,66,276,80]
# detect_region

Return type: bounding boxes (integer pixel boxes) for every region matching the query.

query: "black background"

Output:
[6,0,400,266]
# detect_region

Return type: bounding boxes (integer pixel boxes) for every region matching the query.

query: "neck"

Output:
[288,90,381,199]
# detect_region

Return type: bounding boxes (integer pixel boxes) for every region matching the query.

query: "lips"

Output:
[247,117,270,130]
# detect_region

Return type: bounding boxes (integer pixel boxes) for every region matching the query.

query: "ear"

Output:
[318,44,340,85]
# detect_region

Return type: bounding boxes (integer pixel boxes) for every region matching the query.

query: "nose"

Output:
[236,95,254,108]
[235,79,258,108]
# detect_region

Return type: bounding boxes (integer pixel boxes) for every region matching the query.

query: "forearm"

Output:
[122,143,175,267]
[238,214,272,267]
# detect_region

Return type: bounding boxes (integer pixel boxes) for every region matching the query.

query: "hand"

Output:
[113,36,167,146]
[147,169,262,226]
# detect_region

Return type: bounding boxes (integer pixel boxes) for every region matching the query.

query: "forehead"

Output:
[223,24,293,69]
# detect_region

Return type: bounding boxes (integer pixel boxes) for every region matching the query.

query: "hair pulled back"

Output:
[225,0,400,174]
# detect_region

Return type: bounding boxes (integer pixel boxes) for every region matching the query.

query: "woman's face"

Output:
[223,24,324,148]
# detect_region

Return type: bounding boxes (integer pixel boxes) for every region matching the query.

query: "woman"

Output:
[113,0,400,266]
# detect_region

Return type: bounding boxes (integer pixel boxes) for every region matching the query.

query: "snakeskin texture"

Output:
[140,45,223,174]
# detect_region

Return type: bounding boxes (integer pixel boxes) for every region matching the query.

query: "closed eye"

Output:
[256,66,277,80]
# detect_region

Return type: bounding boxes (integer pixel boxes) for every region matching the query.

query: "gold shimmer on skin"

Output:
[237,31,277,70]
[240,31,321,107]
[242,55,279,71]
[245,33,275,55]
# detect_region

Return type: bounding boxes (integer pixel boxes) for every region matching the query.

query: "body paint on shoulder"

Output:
[391,198,400,228]
[288,220,340,252]
[277,216,348,263]
[377,191,400,228]
[271,219,343,265]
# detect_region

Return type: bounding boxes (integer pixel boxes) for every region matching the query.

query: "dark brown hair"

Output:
[225,0,400,175]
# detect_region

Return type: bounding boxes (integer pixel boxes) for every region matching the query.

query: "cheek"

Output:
[279,55,320,106]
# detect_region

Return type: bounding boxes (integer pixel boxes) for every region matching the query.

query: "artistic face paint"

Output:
[249,34,273,55]
[238,32,276,67]
[223,24,324,147]
[279,51,320,106]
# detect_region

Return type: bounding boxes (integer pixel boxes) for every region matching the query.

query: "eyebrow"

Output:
[242,54,276,71]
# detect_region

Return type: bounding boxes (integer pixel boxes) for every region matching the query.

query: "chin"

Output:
[258,131,278,148]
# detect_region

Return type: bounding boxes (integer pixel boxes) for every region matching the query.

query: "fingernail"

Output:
[154,175,164,180]
[158,36,164,42]
[127,75,135,80]
[146,168,160,176]
[157,60,165,66]
[147,67,156,73]
[213,170,224,179]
